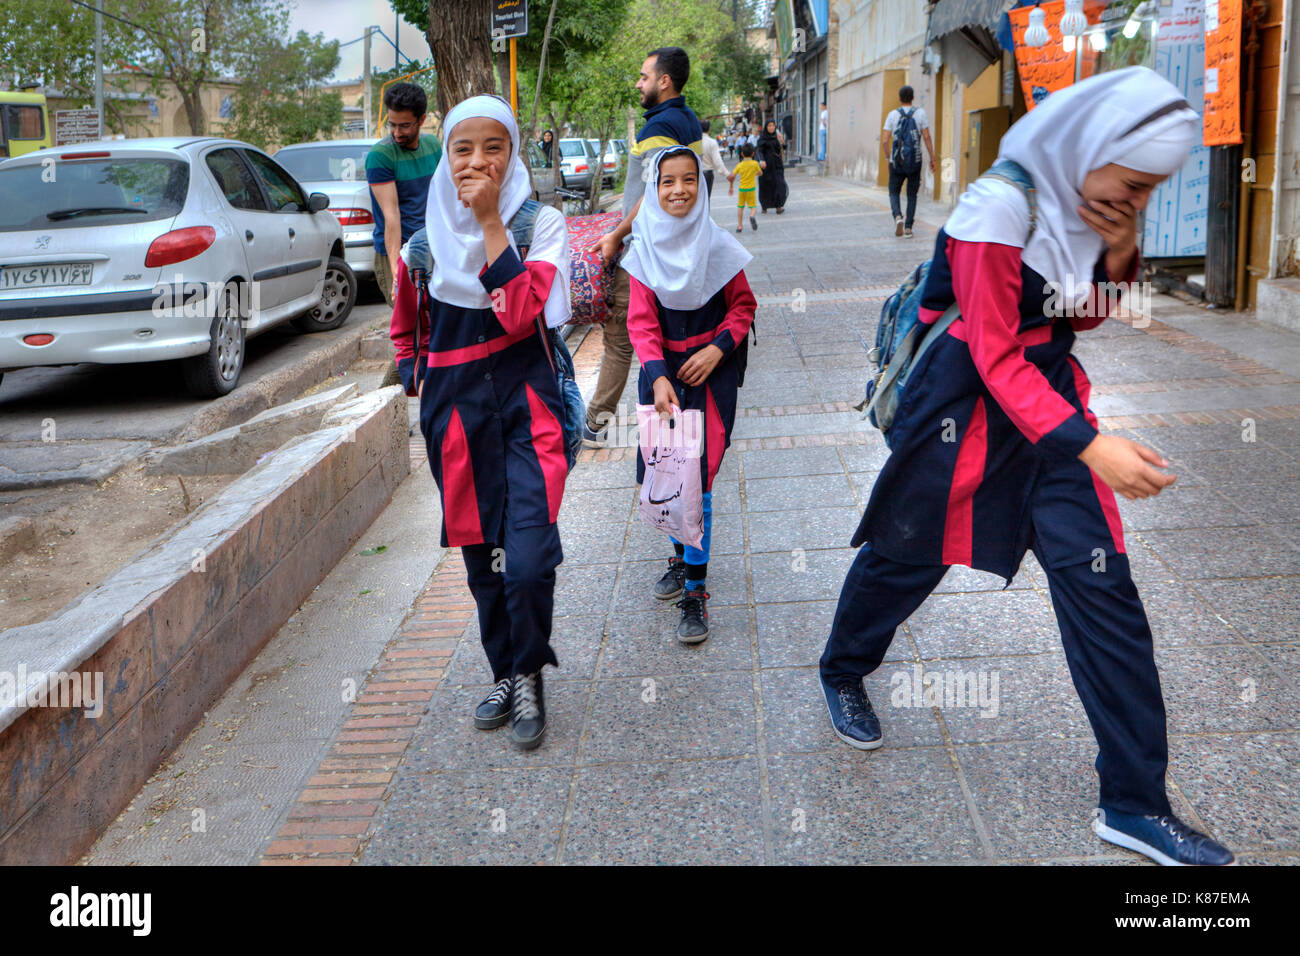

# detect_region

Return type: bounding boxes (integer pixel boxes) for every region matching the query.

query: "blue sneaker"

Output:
[820,675,882,751]
[1094,807,1236,866]
[581,419,607,448]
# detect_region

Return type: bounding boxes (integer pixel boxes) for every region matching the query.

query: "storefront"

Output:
[773,0,831,164]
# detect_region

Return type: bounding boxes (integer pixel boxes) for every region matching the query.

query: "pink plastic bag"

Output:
[636,403,705,549]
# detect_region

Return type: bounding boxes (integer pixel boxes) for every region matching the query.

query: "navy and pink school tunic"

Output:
[855,231,1140,581]
[389,244,568,548]
[626,272,758,490]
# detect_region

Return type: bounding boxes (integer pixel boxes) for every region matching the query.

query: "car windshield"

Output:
[558,141,586,158]
[0,157,189,231]
[274,145,371,182]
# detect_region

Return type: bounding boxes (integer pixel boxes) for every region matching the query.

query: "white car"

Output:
[273,138,379,281]
[585,139,618,188]
[0,137,357,397]
[556,138,597,192]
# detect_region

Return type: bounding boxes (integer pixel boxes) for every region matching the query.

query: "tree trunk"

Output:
[426,0,496,116]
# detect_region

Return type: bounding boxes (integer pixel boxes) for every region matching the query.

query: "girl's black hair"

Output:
[655,146,699,182]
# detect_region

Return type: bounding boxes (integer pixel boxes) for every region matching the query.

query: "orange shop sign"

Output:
[1202,0,1243,145]
[1008,0,1108,108]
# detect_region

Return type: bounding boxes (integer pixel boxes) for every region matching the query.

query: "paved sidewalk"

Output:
[353,175,1300,865]
[90,173,1300,865]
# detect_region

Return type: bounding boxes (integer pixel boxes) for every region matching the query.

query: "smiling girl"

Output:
[388,95,571,751]
[622,147,756,642]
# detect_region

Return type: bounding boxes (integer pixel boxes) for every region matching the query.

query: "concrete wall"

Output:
[827,47,941,194]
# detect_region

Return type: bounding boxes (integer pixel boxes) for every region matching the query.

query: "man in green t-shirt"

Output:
[366,83,441,305]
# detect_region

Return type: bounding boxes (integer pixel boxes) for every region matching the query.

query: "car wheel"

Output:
[293,256,356,333]
[181,282,245,398]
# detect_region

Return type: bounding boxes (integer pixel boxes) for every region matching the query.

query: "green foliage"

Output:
[1,0,339,142]
[227,31,343,150]
[0,0,143,133]
[370,59,438,124]
[384,0,767,142]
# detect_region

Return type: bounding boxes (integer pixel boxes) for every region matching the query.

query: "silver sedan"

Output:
[273,138,379,282]
[0,137,357,398]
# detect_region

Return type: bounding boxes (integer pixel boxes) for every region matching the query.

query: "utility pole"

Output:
[363,26,373,137]
[94,1,104,138]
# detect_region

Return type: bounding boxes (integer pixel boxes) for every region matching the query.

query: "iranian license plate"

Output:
[0,262,95,290]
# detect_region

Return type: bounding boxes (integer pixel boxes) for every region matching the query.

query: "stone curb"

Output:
[174,318,385,445]
[0,386,411,865]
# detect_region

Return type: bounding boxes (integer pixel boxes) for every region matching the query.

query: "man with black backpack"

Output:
[881,85,935,238]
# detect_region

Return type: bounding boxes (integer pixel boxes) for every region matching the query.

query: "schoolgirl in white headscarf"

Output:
[818,67,1236,867]
[622,146,757,643]
[945,65,1200,305]
[388,94,571,752]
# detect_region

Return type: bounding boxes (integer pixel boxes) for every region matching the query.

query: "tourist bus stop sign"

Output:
[492,0,528,40]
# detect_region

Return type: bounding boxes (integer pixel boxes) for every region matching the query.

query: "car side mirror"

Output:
[308,192,330,212]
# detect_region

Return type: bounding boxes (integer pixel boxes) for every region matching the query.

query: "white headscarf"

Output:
[425,94,571,327]
[944,66,1199,304]
[620,147,752,310]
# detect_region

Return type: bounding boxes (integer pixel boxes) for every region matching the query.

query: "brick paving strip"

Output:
[259,551,472,865]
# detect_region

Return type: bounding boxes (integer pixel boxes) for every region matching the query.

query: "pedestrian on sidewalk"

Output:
[388,95,572,752]
[756,120,787,214]
[699,119,729,196]
[590,47,704,448]
[622,147,756,643]
[727,143,762,232]
[368,83,441,307]
[819,67,1237,866]
[881,85,934,238]
[368,83,442,388]
[818,101,828,162]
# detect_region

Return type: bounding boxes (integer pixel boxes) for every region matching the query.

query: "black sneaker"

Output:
[674,588,709,644]
[819,674,883,750]
[653,556,688,601]
[473,678,512,729]
[750,215,758,231]
[581,419,607,448]
[509,671,547,750]
[1094,807,1236,866]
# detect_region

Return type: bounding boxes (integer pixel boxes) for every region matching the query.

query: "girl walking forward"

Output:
[623,147,756,642]
[819,68,1234,865]
[389,95,571,750]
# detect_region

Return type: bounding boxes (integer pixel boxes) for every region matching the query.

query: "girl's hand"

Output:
[1078,198,1137,268]
[652,376,679,418]
[678,344,723,386]
[457,167,501,225]
[1079,434,1176,500]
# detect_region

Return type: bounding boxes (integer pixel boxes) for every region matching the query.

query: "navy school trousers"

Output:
[820,543,1172,817]
[462,522,563,682]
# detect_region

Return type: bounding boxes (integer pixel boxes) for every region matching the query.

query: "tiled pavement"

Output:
[91,173,1300,866]
[343,175,1300,865]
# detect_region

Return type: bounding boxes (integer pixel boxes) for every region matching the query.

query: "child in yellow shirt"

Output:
[727,144,762,233]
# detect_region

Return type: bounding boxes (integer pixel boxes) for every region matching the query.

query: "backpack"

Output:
[403,199,586,471]
[857,159,1037,448]
[509,199,586,471]
[891,107,923,174]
